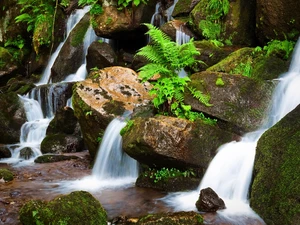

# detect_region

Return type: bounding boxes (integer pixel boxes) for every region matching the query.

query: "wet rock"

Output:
[251,104,300,225]
[0,169,14,182]
[190,0,256,46]
[0,92,26,144]
[51,13,90,83]
[0,145,11,158]
[92,1,156,39]
[19,191,107,225]
[195,187,226,212]
[72,66,152,159]
[172,0,199,17]
[160,20,196,42]
[122,116,238,176]
[256,0,300,45]
[19,147,34,160]
[40,134,84,154]
[185,71,275,135]
[133,211,203,225]
[34,154,79,163]
[86,41,117,72]
[46,106,80,136]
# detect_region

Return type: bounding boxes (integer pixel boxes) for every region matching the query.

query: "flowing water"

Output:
[163,38,300,222]
[1,7,96,165]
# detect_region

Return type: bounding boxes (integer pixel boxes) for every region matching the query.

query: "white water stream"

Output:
[1,7,96,165]
[163,38,300,219]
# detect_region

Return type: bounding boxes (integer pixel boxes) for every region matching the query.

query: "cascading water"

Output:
[1,7,96,165]
[163,38,300,219]
[56,116,139,192]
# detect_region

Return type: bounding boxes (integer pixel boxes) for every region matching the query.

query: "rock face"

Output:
[19,191,107,225]
[92,1,156,38]
[86,41,117,72]
[72,66,152,159]
[189,0,256,46]
[195,187,226,212]
[0,92,26,144]
[256,0,300,45]
[122,116,238,176]
[51,13,90,83]
[185,71,274,135]
[250,105,300,225]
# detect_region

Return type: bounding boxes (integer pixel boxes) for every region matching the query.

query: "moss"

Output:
[251,106,300,225]
[70,17,90,47]
[0,168,14,182]
[19,191,107,225]
[34,154,79,163]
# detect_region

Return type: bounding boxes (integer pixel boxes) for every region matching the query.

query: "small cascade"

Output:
[150,2,164,27]
[166,0,179,21]
[163,38,300,218]
[176,25,190,45]
[56,116,139,192]
[92,117,139,179]
[37,6,91,86]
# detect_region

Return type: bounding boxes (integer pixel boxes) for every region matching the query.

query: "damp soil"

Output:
[0,151,264,225]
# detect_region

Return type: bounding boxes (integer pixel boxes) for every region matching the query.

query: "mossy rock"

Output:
[34,154,79,163]
[0,168,14,182]
[250,105,300,225]
[135,211,203,225]
[19,191,107,225]
[20,147,34,160]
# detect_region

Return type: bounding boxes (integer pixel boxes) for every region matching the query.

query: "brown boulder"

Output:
[72,66,152,159]
[195,187,226,212]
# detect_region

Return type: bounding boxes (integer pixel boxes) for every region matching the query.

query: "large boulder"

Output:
[51,13,90,83]
[189,0,256,46]
[72,66,152,159]
[256,0,300,45]
[185,71,275,135]
[0,92,26,144]
[19,191,107,225]
[250,105,300,225]
[207,47,290,80]
[122,116,239,176]
[92,0,156,39]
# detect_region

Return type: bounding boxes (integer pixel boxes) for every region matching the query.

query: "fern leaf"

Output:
[188,86,213,106]
[136,45,165,64]
[15,13,32,23]
[138,63,171,81]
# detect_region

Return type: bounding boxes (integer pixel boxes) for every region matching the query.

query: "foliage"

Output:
[206,0,230,21]
[4,35,25,61]
[230,59,253,77]
[79,0,103,16]
[15,0,55,32]
[117,0,148,10]
[60,0,70,7]
[136,24,213,122]
[120,119,134,136]
[215,77,224,86]
[199,20,221,40]
[263,39,295,59]
[144,167,196,183]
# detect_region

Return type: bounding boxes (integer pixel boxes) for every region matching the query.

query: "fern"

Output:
[187,86,212,107]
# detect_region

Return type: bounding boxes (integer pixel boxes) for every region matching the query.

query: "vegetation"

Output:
[15,0,57,54]
[120,119,134,136]
[136,23,214,122]
[117,0,148,10]
[78,0,103,16]
[199,0,230,44]
[0,169,14,182]
[263,39,295,59]
[143,167,196,183]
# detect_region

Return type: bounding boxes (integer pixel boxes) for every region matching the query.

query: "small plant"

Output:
[120,119,134,136]
[215,77,225,86]
[230,59,253,77]
[117,0,148,10]
[136,23,213,122]
[263,39,295,59]
[60,0,70,7]
[79,0,103,16]
[85,110,92,116]
[144,167,196,183]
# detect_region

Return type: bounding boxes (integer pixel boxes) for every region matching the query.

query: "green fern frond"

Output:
[174,90,184,103]
[136,45,166,64]
[138,63,171,81]
[188,86,213,107]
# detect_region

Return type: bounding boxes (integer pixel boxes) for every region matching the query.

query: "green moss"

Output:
[0,169,14,182]
[19,191,107,225]
[34,154,79,163]
[251,106,300,225]
[70,18,90,47]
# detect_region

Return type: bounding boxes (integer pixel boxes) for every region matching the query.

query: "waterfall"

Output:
[56,117,139,192]
[37,6,91,86]
[1,7,94,165]
[163,38,300,216]
[92,117,139,179]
